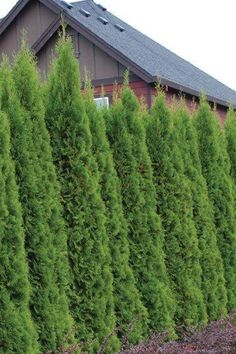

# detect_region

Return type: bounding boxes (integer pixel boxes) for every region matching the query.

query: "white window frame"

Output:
[94,96,110,109]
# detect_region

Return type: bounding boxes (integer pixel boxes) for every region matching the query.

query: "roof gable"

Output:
[0,0,61,36]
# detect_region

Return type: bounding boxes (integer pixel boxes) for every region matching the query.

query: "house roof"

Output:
[71,0,236,107]
[1,0,236,107]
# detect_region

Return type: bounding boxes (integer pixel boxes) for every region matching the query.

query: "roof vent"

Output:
[60,0,73,9]
[97,16,108,25]
[114,24,125,32]
[79,8,91,17]
[97,4,107,11]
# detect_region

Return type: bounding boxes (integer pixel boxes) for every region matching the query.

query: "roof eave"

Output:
[151,76,234,109]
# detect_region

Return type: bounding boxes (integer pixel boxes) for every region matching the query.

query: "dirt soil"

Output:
[119,311,236,354]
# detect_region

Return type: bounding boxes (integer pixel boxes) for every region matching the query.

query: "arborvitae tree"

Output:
[45,37,118,352]
[106,86,175,334]
[0,52,72,352]
[123,86,177,332]
[83,86,148,342]
[195,99,236,309]
[145,93,207,327]
[0,108,38,353]
[225,108,236,184]
[175,106,227,320]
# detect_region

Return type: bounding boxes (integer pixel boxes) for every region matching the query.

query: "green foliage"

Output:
[175,106,227,320]
[83,86,148,342]
[0,49,72,352]
[45,38,118,353]
[145,93,207,327]
[0,107,38,353]
[195,99,236,309]
[106,86,175,333]
[225,108,236,183]
[1,34,235,352]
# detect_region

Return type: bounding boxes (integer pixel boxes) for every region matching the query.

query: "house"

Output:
[0,0,236,119]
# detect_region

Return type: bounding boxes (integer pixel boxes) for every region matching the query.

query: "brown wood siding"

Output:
[37,27,120,79]
[79,34,120,81]
[37,26,80,77]
[37,31,58,78]
[0,21,18,60]
[38,1,56,32]
[0,0,56,61]
[79,34,95,79]
[94,46,119,80]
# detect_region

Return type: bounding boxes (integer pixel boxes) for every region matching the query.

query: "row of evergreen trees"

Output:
[0,36,236,353]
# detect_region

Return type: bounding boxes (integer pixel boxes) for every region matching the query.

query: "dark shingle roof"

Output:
[52,0,236,107]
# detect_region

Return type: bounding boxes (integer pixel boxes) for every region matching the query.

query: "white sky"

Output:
[1,0,236,91]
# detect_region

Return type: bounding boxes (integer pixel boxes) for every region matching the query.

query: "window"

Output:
[94,97,110,109]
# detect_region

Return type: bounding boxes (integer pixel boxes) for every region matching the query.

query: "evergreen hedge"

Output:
[195,99,236,309]
[0,49,72,352]
[175,106,227,320]
[106,86,175,334]
[145,93,207,326]
[83,85,148,342]
[225,109,236,184]
[0,107,38,353]
[45,37,119,353]
[1,34,236,353]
